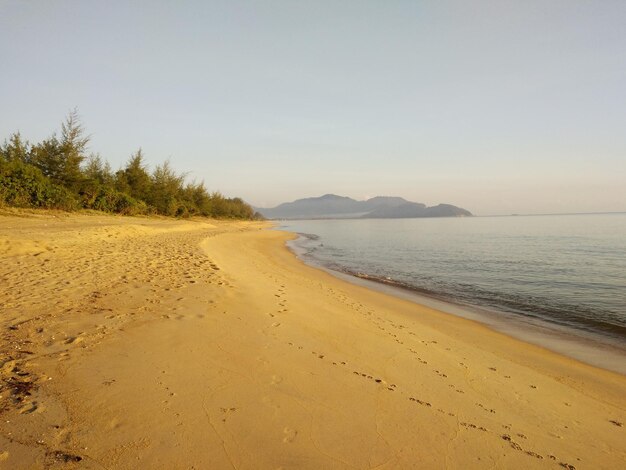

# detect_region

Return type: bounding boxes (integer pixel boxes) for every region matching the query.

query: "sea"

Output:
[278,213,626,373]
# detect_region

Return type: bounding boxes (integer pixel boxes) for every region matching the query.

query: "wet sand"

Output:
[292,255,626,376]
[0,212,624,468]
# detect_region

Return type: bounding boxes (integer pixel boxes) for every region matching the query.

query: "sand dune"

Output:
[0,212,624,469]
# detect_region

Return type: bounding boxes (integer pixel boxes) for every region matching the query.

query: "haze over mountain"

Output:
[256,194,472,220]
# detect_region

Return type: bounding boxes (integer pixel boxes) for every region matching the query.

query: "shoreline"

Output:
[286,233,626,376]
[1,213,625,468]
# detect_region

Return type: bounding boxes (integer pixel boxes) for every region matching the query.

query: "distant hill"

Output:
[255,194,472,219]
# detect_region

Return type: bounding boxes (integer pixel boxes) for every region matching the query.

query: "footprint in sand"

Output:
[476,403,496,414]
[219,407,238,422]
[409,397,432,407]
[64,335,84,345]
[283,427,297,443]
[108,418,122,429]
[501,434,545,461]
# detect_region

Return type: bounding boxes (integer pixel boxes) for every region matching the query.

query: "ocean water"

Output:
[279,214,626,346]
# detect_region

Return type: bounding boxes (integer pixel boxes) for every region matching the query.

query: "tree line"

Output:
[0,111,260,219]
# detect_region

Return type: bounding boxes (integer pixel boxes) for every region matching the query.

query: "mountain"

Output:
[257,194,366,219]
[255,195,472,219]
[365,202,471,218]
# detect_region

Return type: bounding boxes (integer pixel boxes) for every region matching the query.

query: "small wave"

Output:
[342,269,626,342]
[298,232,320,241]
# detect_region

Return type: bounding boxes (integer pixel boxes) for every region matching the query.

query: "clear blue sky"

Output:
[1,0,625,215]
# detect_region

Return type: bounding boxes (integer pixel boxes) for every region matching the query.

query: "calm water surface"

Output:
[279,214,626,345]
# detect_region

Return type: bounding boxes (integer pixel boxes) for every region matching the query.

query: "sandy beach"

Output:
[0,212,624,469]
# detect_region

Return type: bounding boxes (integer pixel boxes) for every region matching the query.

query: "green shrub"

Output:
[90,187,147,215]
[0,159,78,210]
[115,192,148,215]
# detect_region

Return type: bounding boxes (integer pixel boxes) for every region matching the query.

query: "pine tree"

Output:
[29,110,89,190]
[122,149,151,201]
[0,132,30,163]
[149,160,186,216]
[58,109,89,189]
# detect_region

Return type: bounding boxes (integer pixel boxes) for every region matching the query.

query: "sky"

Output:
[1,0,625,215]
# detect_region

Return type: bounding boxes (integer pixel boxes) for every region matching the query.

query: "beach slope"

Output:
[0,213,624,469]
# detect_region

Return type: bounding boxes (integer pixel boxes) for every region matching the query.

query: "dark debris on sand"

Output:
[49,450,83,463]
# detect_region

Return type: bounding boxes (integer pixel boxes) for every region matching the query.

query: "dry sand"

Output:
[0,211,624,469]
